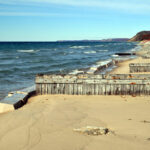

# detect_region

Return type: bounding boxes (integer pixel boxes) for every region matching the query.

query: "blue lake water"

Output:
[0,41,139,100]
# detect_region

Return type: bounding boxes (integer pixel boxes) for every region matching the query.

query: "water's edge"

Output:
[0,42,140,100]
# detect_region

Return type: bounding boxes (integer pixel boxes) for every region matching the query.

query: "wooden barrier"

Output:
[130,63,150,73]
[36,74,150,95]
[142,55,150,59]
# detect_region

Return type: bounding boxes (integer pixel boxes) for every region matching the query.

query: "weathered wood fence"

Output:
[36,74,150,95]
[130,63,150,73]
[142,55,150,59]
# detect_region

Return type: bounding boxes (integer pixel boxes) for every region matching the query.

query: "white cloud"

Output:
[0,0,150,14]
[0,11,75,17]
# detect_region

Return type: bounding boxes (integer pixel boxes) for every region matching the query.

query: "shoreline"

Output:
[70,43,140,75]
[0,42,139,100]
[108,42,150,74]
[0,42,144,102]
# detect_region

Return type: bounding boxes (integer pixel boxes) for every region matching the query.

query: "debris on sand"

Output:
[73,126,109,136]
[147,138,150,141]
[141,120,150,124]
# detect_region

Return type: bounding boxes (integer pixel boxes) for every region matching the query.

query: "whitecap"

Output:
[112,54,119,57]
[17,50,38,53]
[87,59,114,74]
[70,46,91,49]
[96,59,112,65]
[95,45,104,47]
[69,70,84,75]
[98,50,108,52]
[69,51,74,54]
[130,45,141,52]
[84,51,96,54]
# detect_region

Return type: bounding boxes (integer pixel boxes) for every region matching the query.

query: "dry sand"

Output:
[0,95,150,150]
[110,57,150,74]
[1,43,150,150]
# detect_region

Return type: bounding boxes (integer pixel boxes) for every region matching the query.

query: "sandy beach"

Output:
[1,42,150,150]
[0,95,150,150]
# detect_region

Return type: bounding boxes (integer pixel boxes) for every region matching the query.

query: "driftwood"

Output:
[36,74,150,95]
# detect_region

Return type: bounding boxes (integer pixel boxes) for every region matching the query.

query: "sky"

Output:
[0,0,150,41]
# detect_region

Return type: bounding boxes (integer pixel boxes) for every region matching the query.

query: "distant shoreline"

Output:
[0,38,129,43]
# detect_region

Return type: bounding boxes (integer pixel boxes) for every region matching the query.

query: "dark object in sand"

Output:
[141,120,150,124]
[73,126,109,136]
[115,52,136,56]
[147,138,150,141]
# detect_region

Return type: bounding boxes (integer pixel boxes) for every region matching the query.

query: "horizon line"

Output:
[0,38,130,42]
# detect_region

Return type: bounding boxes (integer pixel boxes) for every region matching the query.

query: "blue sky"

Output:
[0,0,150,41]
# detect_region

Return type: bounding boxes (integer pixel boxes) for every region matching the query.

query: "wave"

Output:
[86,59,114,74]
[69,51,74,54]
[98,50,108,52]
[69,69,84,75]
[112,54,119,57]
[17,50,39,53]
[130,45,141,52]
[96,59,112,66]
[84,51,96,54]
[70,46,91,49]
[113,43,124,45]
[95,45,104,47]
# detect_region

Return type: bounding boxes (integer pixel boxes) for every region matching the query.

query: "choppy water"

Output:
[0,41,139,100]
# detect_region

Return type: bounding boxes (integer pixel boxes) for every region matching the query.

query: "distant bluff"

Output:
[129,31,150,42]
